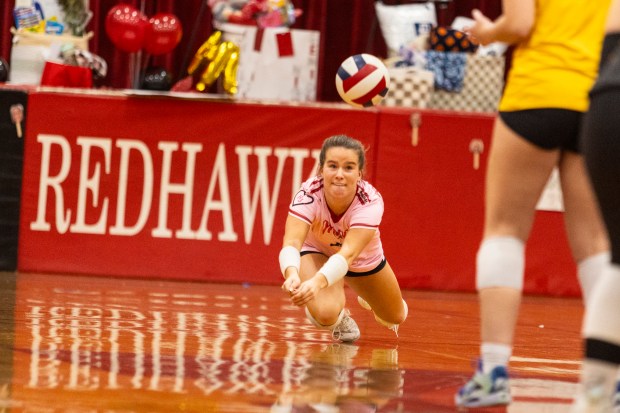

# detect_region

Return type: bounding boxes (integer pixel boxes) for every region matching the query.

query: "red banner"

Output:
[18,91,379,283]
[17,90,579,296]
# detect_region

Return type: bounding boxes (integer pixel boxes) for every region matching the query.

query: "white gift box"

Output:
[218,22,320,101]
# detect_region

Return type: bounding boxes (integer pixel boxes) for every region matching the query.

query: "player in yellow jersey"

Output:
[455,0,612,408]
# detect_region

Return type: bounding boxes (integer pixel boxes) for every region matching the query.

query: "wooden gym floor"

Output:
[0,271,584,412]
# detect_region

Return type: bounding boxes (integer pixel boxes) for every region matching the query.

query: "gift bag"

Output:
[428,53,505,113]
[382,67,434,108]
[40,61,93,88]
[219,23,320,101]
[9,28,92,85]
[375,1,437,57]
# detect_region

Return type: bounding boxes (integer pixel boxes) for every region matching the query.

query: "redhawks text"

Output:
[29,134,320,245]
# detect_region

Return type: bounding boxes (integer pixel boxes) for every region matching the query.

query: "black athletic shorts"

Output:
[499,109,583,153]
[300,251,387,277]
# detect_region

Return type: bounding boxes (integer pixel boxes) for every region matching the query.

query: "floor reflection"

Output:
[0,272,413,412]
[0,271,584,412]
[272,344,402,413]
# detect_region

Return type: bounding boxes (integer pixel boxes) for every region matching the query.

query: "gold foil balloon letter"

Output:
[188,31,239,94]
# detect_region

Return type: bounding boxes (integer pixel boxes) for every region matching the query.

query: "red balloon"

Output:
[144,13,183,55]
[105,4,148,53]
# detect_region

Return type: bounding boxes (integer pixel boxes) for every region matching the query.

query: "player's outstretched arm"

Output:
[279,215,309,294]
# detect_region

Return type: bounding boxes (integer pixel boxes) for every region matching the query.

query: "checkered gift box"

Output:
[382,67,435,108]
[428,53,505,113]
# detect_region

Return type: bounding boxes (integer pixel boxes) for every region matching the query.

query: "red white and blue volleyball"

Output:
[335,54,390,108]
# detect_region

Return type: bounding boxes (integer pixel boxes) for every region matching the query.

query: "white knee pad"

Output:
[578,251,610,307]
[476,236,525,290]
[583,264,620,344]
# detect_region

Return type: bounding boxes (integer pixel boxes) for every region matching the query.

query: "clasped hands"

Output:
[281,272,328,306]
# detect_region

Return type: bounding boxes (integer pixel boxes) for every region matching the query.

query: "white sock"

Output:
[577,252,609,308]
[577,359,618,403]
[481,342,512,374]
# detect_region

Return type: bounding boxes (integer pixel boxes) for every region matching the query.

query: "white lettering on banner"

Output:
[70,137,112,234]
[29,135,320,245]
[237,146,287,244]
[110,139,154,236]
[31,134,72,233]
[152,142,203,239]
[196,143,236,242]
[236,147,320,244]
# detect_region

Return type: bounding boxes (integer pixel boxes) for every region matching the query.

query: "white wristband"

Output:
[319,254,348,286]
[279,246,300,278]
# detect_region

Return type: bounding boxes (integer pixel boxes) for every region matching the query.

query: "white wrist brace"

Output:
[319,254,348,286]
[279,246,300,278]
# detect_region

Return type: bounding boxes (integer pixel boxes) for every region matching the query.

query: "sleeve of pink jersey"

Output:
[288,189,316,225]
[349,197,383,229]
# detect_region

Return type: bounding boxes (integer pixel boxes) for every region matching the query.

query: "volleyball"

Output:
[335,54,390,108]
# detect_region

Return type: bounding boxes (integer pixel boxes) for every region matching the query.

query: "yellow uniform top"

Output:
[499,0,611,112]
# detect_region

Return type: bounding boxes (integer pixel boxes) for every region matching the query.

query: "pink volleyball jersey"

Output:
[288,176,385,272]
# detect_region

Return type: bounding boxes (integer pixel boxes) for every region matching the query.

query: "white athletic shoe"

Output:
[456,361,511,408]
[571,377,615,413]
[331,309,360,342]
[305,307,360,342]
